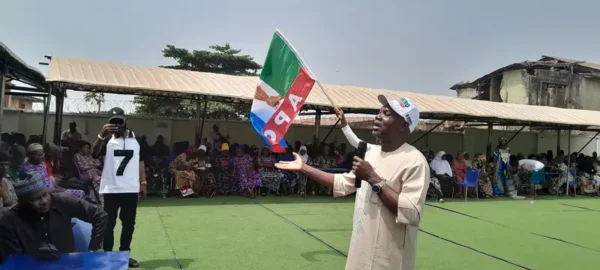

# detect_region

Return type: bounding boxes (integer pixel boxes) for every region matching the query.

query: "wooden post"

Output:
[197,100,208,146]
[486,122,493,158]
[53,89,64,144]
[0,60,7,134]
[556,129,561,154]
[315,109,322,144]
[42,85,52,144]
[566,130,572,196]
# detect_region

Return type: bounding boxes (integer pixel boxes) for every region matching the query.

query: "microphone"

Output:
[354,141,368,188]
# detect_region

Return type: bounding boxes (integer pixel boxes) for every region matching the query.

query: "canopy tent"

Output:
[0,41,51,138]
[45,56,600,179]
[47,57,600,129]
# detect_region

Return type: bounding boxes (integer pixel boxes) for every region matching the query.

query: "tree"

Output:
[133,44,261,119]
[84,92,105,113]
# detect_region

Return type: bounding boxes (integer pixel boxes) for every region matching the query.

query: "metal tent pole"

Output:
[486,122,493,158]
[0,60,7,134]
[566,129,571,196]
[42,85,52,144]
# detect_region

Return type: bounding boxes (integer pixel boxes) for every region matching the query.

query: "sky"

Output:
[3,0,600,110]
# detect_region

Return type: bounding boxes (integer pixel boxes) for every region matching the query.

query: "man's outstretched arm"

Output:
[300,163,335,189]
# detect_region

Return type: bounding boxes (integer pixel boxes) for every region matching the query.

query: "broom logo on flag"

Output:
[250,30,316,153]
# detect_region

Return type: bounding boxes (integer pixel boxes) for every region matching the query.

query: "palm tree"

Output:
[84,92,105,113]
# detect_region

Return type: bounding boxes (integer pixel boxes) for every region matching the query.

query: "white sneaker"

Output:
[438,198,445,203]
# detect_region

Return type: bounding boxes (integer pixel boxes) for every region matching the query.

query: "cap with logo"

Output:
[377,95,420,133]
[108,107,126,122]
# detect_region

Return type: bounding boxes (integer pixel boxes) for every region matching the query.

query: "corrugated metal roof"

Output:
[540,55,600,71]
[47,57,600,128]
[0,41,46,87]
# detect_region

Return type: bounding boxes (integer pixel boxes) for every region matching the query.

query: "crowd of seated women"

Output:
[423,149,600,202]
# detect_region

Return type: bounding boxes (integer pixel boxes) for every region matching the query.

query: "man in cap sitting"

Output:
[0,172,107,263]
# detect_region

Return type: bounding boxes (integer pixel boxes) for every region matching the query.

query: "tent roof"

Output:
[47,56,600,128]
[0,41,46,88]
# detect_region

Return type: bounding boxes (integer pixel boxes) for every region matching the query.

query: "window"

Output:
[537,82,567,108]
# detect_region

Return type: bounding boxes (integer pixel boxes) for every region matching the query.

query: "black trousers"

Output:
[103,193,138,252]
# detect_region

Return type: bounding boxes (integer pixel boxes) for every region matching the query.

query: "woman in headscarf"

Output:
[453,152,468,184]
[298,145,310,196]
[233,145,262,198]
[430,151,453,177]
[0,150,17,211]
[73,141,102,196]
[214,143,236,196]
[492,136,510,195]
[20,143,85,199]
[169,146,199,198]
[470,154,493,198]
[429,151,455,197]
[257,147,280,196]
[194,145,216,197]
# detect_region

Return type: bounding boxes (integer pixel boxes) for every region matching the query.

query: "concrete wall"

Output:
[578,77,600,111]
[3,110,599,156]
[491,69,600,111]
[500,70,529,104]
[455,88,478,99]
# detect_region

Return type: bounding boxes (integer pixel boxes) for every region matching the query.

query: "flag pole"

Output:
[316,81,338,109]
[275,29,338,109]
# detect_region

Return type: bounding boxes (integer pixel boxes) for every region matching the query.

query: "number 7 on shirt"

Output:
[114,149,134,176]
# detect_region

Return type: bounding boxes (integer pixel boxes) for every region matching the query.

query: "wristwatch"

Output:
[372,181,386,193]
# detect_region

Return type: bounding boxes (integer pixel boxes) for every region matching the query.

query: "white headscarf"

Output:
[430,151,453,176]
[299,145,309,163]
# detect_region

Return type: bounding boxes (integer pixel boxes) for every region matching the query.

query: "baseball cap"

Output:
[377,95,420,133]
[108,107,126,122]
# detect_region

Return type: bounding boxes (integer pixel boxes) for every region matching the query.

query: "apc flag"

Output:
[250,30,316,153]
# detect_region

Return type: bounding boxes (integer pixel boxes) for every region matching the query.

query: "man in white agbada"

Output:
[277,95,429,270]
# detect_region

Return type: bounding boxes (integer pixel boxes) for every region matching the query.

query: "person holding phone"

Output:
[91,107,146,268]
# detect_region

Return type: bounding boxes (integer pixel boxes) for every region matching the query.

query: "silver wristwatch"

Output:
[372,181,386,193]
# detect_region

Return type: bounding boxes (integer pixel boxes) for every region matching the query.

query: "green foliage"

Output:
[83,92,105,113]
[133,44,260,119]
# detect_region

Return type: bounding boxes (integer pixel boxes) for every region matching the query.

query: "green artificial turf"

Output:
[112,196,600,269]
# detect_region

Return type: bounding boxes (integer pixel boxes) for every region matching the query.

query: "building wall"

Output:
[577,77,600,111]
[491,69,600,111]
[500,70,529,104]
[3,110,598,156]
[455,88,478,99]
[5,96,34,111]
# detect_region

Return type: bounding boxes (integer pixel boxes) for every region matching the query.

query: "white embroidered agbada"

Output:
[333,142,430,270]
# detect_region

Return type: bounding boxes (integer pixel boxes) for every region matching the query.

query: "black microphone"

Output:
[354,141,368,188]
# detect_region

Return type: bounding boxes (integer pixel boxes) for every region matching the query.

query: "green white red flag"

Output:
[250,30,316,153]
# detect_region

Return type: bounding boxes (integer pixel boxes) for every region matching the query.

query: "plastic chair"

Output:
[568,169,577,196]
[72,218,92,252]
[456,169,479,200]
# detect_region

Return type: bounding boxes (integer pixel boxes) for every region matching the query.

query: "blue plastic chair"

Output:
[456,169,479,200]
[529,168,546,184]
[2,251,129,270]
[72,218,92,253]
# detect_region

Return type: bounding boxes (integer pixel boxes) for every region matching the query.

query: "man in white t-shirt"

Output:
[91,107,146,268]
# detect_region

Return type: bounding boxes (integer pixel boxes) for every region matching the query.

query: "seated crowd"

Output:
[423,149,600,202]
[1,128,355,207]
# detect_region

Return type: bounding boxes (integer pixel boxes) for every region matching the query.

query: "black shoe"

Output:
[129,257,140,268]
